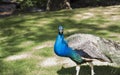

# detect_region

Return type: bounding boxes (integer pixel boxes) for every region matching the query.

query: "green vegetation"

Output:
[18,0,47,10]
[17,0,120,10]
[0,5,120,75]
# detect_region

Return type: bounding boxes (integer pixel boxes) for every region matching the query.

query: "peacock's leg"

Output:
[89,62,95,75]
[76,65,80,75]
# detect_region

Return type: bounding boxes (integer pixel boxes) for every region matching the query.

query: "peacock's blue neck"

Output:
[54,33,83,63]
[54,33,73,57]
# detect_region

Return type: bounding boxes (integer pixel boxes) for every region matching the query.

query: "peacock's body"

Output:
[54,26,120,75]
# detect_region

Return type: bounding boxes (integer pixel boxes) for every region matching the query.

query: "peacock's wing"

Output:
[66,33,111,62]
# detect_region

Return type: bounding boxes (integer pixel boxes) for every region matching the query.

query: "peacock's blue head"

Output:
[58,25,64,34]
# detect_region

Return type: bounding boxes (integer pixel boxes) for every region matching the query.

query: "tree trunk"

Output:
[46,0,72,11]
[64,0,72,10]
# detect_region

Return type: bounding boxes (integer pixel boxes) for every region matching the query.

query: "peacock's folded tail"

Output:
[67,33,120,64]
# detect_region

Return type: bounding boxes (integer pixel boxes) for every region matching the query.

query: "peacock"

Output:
[54,26,120,75]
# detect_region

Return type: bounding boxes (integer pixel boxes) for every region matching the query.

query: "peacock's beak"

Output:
[59,29,63,34]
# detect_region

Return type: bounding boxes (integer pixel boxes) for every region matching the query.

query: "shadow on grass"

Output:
[0,9,120,58]
[107,25,120,33]
[57,65,120,75]
[46,19,111,37]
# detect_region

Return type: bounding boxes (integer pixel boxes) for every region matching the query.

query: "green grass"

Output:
[0,5,120,75]
[0,59,38,75]
[33,47,54,57]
